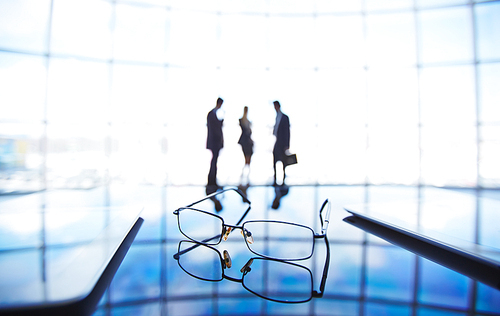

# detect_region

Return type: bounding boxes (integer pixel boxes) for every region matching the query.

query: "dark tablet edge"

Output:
[1,216,144,316]
[343,213,500,291]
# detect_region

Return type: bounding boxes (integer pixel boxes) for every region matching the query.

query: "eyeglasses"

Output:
[175,240,329,303]
[173,189,331,261]
[173,188,331,303]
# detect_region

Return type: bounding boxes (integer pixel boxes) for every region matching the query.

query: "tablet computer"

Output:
[0,207,143,315]
[343,192,500,291]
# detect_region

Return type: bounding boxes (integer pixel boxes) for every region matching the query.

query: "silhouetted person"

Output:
[207,97,224,186]
[272,100,290,185]
[238,106,253,184]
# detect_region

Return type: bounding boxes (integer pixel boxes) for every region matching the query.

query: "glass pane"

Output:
[268,17,315,69]
[113,3,167,63]
[315,0,362,13]
[366,12,416,66]
[243,221,314,260]
[242,258,312,303]
[47,57,109,124]
[416,0,467,9]
[50,0,113,59]
[479,126,500,188]
[479,188,500,248]
[420,125,477,187]
[475,2,500,61]
[366,68,419,184]
[418,7,474,64]
[478,63,500,124]
[177,209,223,244]
[177,241,223,281]
[219,15,267,69]
[315,15,365,68]
[45,123,106,190]
[0,0,51,54]
[167,10,218,67]
[0,212,42,250]
[420,65,476,126]
[268,0,315,14]
[110,64,167,124]
[367,125,420,185]
[0,122,44,194]
[315,69,367,184]
[108,122,165,185]
[365,0,413,12]
[0,52,46,122]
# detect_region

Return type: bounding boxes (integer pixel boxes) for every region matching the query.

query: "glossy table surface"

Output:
[1,184,500,315]
[0,203,142,315]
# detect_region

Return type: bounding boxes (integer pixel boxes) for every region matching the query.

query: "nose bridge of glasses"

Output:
[222,224,253,243]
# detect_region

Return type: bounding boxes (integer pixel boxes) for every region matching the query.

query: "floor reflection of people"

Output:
[207,97,224,187]
[237,184,249,202]
[238,106,253,185]
[206,184,222,212]
[272,101,290,185]
[272,184,289,209]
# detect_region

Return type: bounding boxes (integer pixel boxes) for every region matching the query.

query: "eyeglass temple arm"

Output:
[313,199,331,298]
[312,234,330,298]
[314,199,331,238]
[185,188,250,207]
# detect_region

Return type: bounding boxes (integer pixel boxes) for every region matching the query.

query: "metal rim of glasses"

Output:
[175,240,316,304]
[172,189,332,301]
[175,208,317,261]
[175,207,226,245]
[174,195,332,262]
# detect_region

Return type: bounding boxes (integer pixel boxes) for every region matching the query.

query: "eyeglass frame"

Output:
[174,190,331,261]
[172,188,331,300]
[174,238,330,303]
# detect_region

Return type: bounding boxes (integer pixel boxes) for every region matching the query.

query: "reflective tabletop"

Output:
[1,185,500,315]
[0,202,143,315]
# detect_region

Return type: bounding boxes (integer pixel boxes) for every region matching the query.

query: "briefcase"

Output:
[284,153,297,167]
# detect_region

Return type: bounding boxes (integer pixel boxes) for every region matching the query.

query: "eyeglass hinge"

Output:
[312,290,323,298]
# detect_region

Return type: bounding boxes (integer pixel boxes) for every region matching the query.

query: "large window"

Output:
[1,0,500,192]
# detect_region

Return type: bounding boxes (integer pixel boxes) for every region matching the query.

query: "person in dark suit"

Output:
[207,97,224,186]
[272,100,290,185]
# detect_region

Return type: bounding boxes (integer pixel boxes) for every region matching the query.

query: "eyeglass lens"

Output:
[178,209,315,260]
[243,221,315,260]
[177,241,313,303]
[177,208,224,245]
[242,257,313,303]
[177,241,223,281]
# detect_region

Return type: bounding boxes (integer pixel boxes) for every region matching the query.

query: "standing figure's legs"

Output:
[273,149,286,185]
[273,151,278,185]
[208,149,220,186]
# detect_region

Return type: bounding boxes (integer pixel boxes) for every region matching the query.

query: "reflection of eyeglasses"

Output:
[175,240,330,304]
[173,189,331,261]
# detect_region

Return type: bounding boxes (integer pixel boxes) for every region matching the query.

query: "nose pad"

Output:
[241,229,254,244]
[223,227,232,241]
[223,250,232,269]
[240,258,253,274]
